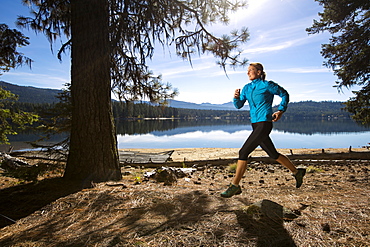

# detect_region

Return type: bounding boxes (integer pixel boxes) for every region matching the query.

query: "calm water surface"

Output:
[2,119,369,151]
[116,119,370,149]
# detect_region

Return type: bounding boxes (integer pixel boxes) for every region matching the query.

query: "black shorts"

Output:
[239,121,280,160]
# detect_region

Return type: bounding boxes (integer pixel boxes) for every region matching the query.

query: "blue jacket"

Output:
[233,78,289,123]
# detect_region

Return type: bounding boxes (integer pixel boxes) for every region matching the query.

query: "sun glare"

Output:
[230,0,272,25]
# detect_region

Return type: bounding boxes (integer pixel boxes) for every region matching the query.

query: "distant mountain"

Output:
[0,82,347,117]
[167,99,249,111]
[0,81,62,104]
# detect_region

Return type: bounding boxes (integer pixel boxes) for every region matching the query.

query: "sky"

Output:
[0,0,359,105]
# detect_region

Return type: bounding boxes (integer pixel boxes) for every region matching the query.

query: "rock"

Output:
[122,171,132,176]
[154,167,177,185]
[143,167,197,185]
[245,199,300,222]
[196,166,206,171]
[322,223,331,233]
[267,168,275,173]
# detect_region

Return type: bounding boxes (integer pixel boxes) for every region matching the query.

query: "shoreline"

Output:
[122,147,367,162]
[3,146,368,163]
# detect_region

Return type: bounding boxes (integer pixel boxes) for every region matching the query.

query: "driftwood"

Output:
[1,153,32,170]
[119,150,174,164]
[8,151,67,162]
[9,150,175,164]
[0,153,43,182]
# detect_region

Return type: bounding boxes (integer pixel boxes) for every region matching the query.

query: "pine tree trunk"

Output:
[64,0,121,185]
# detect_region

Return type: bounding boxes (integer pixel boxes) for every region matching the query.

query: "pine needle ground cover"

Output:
[0,149,369,246]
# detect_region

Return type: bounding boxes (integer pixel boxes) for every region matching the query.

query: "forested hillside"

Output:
[112,102,250,119]
[276,101,349,119]
[1,81,350,119]
[112,101,349,119]
[0,81,61,104]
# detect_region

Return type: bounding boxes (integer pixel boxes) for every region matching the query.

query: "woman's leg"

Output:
[259,137,297,173]
[276,154,306,188]
[221,159,248,198]
[233,123,270,185]
[221,122,271,198]
[232,159,248,185]
[260,134,306,188]
[276,154,297,174]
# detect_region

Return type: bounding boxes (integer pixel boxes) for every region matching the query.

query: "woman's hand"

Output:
[234,89,241,99]
[272,111,284,122]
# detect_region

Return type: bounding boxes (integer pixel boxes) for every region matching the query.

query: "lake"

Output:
[116,118,370,149]
[2,119,369,151]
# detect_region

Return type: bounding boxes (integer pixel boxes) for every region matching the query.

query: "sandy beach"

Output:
[122,147,366,162]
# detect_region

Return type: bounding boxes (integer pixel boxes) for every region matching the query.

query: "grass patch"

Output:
[228,163,237,173]
[306,165,324,173]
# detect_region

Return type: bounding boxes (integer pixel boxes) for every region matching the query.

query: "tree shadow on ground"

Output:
[0,188,228,246]
[0,178,82,228]
[235,198,297,247]
[0,182,297,246]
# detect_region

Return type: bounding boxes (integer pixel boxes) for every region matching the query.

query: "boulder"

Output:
[245,199,300,221]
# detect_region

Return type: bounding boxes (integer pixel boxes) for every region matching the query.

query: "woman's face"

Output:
[247,65,261,80]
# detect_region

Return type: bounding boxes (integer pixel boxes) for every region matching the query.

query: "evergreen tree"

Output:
[307,0,370,124]
[0,87,38,144]
[344,84,370,125]
[0,23,33,75]
[17,0,249,185]
[0,23,38,144]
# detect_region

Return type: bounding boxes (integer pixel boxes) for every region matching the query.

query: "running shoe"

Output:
[293,168,306,188]
[220,183,242,198]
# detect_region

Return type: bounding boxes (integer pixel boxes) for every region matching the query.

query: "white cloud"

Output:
[160,62,213,78]
[2,71,68,89]
[269,67,332,73]
[241,16,325,55]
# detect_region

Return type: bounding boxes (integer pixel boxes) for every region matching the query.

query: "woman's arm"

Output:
[233,88,246,109]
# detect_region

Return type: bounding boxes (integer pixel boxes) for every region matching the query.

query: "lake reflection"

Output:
[116,119,370,149]
[2,119,369,152]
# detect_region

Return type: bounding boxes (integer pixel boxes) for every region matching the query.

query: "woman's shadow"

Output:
[235,199,297,247]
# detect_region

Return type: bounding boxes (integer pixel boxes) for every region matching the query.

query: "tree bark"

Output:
[64,0,121,185]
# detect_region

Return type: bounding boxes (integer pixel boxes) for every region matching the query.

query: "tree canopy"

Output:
[306,0,370,124]
[0,23,33,75]
[18,0,249,103]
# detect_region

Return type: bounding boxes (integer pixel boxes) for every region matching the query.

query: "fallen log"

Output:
[248,151,370,163]
[10,150,175,164]
[0,153,42,182]
[121,151,370,168]
[119,150,174,164]
[1,153,32,170]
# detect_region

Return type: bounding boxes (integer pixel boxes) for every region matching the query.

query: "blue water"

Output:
[117,119,370,149]
[3,119,369,151]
